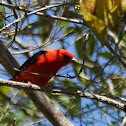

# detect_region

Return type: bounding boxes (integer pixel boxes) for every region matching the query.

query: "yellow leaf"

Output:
[81,0,96,13]
[121,0,126,13]
[80,0,125,44]
[80,0,106,44]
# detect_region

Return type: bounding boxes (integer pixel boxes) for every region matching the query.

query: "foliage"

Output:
[0,0,126,125]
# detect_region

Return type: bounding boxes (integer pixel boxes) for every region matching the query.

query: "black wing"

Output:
[12,50,47,79]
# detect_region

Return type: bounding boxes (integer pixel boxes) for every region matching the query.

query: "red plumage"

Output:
[13,49,74,86]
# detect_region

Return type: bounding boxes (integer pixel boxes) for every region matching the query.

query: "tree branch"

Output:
[0,41,73,126]
[105,40,126,68]
[0,78,126,112]
[0,2,79,13]
[0,2,83,32]
[121,116,126,126]
[0,13,83,32]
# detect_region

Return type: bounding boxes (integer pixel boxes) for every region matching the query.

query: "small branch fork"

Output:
[0,2,79,13]
[0,78,126,112]
[0,2,83,33]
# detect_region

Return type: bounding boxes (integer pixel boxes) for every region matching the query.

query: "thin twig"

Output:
[83,57,114,91]
[13,68,76,79]
[6,0,18,48]
[121,115,126,126]
[66,32,89,78]
[0,90,19,122]
[0,2,79,12]
[0,2,83,33]
[64,97,75,115]
[78,32,89,75]
[105,40,126,68]
[12,29,75,55]
[25,118,47,126]
[0,13,83,33]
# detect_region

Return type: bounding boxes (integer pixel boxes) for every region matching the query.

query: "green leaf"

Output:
[75,36,84,59]
[118,31,125,42]
[100,52,111,59]
[112,77,125,95]
[0,86,10,95]
[86,33,95,56]
[61,80,80,90]
[0,5,5,28]
[75,33,95,59]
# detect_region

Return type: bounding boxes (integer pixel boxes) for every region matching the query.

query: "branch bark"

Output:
[105,40,126,68]
[0,41,73,126]
[0,2,83,33]
[121,116,126,126]
[0,78,126,112]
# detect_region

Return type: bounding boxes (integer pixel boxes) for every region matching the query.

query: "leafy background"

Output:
[0,0,126,125]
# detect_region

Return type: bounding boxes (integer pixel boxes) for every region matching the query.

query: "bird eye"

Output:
[63,54,72,61]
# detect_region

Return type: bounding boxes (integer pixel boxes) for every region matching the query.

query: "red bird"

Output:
[13,49,75,86]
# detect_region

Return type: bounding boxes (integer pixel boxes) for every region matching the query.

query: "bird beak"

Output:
[71,57,83,65]
[71,57,80,64]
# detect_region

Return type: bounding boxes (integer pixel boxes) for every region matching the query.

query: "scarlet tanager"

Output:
[13,49,76,86]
